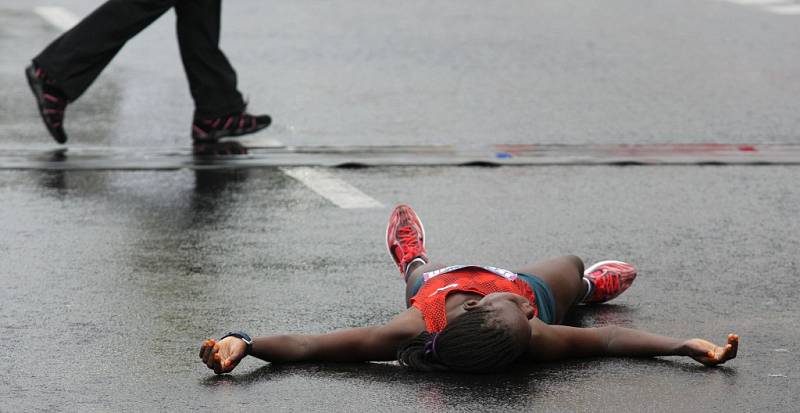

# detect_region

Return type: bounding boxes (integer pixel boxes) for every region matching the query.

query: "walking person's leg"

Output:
[28,0,176,142]
[174,0,243,118]
[175,0,270,142]
[34,0,175,100]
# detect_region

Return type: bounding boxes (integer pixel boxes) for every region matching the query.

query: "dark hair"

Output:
[396,307,524,372]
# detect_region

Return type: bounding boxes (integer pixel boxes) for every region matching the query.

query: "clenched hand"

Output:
[199,336,248,374]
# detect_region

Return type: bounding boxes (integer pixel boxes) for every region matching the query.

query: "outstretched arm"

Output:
[527,320,738,366]
[199,309,424,374]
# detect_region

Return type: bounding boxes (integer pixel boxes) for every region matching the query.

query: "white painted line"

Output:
[34,6,80,31]
[280,167,383,209]
[726,0,792,5]
[230,136,283,148]
[765,4,800,14]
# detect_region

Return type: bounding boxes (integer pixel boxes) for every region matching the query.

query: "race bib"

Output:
[422,265,518,282]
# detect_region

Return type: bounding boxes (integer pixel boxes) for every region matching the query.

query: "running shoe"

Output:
[191,110,271,142]
[582,260,637,304]
[25,64,68,144]
[386,204,428,277]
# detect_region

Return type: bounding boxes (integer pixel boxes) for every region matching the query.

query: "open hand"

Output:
[199,336,248,374]
[682,334,739,366]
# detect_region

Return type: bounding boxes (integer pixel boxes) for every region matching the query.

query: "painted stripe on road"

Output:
[721,0,800,14]
[727,0,792,5]
[764,4,800,13]
[34,6,80,31]
[280,167,383,209]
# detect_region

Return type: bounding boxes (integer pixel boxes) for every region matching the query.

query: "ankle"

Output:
[403,257,428,281]
[580,277,594,302]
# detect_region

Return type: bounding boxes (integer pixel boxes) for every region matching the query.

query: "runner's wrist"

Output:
[220,331,253,355]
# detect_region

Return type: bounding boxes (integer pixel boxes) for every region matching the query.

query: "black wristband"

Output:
[220,331,253,355]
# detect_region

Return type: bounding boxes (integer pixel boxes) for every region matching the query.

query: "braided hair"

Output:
[396,307,524,372]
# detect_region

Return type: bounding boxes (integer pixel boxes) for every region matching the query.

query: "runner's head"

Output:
[397,295,533,372]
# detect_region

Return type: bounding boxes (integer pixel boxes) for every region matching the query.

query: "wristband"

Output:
[220,331,253,355]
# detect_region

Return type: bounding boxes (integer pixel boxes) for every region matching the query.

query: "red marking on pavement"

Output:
[2,143,798,169]
[496,143,766,156]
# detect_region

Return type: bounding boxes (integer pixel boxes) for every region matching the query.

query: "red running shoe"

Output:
[386,205,428,277]
[582,260,637,304]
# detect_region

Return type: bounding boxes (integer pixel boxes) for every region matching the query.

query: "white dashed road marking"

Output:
[280,167,383,209]
[721,0,800,14]
[727,0,790,4]
[34,6,80,31]
[764,4,800,14]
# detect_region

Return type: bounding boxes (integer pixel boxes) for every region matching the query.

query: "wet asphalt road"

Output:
[1,0,800,412]
[2,0,800,147]
[2,167,799,411]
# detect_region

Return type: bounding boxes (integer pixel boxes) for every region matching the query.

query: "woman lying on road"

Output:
[199,205,738,374]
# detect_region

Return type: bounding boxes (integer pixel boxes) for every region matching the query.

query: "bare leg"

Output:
[404,262,446,307]
[514,255,586,324]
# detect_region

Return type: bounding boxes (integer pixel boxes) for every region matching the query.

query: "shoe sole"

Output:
[385,204,426,268]
[25,66,67,144]
[583,260,635,276]
[192,117,272,142]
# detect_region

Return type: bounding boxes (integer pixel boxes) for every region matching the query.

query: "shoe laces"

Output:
[42,93,66,127]
[197,113,258,131]
[397,225,422,261]
[594,269,620,296]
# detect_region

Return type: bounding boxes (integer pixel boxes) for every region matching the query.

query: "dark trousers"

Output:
[33,0,245,118]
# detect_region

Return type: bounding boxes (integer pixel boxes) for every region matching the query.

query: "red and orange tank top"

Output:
[410,265,537,333]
